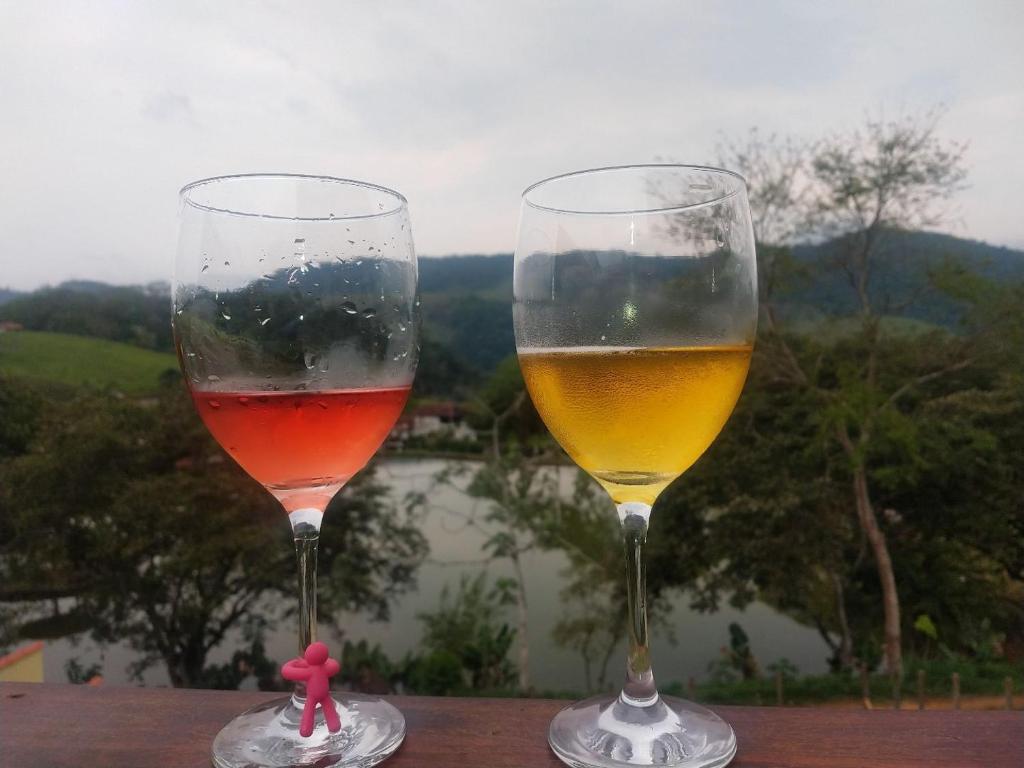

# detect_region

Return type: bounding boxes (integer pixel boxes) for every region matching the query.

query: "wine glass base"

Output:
[211,693,405,768]
[548,693,736,768]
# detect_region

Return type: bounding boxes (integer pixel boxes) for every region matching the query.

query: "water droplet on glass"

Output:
[294,237,305,244]
[201,265,209,273]
[415,298,421,308]
[186,351,196,358]
[298,314,304,321]
[715,227,726,248]
[361,308,376,319]
[392,304,401,314]
[368,245,376,252]
[238,397,249,406]
[208,400,221,409]
[207,374,221,382]
[259,317,271,326]
[176,309,183,316]
[398,321,406,332]
[304,352,319,370]
[223,260,230,267]
[317,400,329,409]
[328,213,335,219]
[355,259,363,266]
[347,239,355,245]
[600,334,607,341]
[319,358,329,372]
[341,302,358,315]
[221,311,231,320]
[336,255,346,263]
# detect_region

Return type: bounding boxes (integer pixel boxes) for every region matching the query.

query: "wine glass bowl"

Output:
[174,174,417,768]
[514,165,757,768]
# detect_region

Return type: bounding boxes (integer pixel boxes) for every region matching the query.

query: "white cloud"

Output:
[0,0,1021,289]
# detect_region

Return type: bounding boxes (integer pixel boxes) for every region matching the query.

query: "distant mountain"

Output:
[2,232,1020,379]
[0,288,24,306]
[0,281,173,351]
[784,231,1024,326]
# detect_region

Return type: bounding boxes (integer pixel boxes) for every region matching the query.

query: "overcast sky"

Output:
[1,1,1021,290]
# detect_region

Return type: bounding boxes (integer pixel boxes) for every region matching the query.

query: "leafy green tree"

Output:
[414,573,517,691]
[720,111,972,684]
[0,379,426,687]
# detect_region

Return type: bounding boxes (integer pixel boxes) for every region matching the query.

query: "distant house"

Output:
[0,320,24,332]
[389,401,476,445]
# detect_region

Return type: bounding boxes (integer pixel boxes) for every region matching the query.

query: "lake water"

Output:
[41,458,830,689]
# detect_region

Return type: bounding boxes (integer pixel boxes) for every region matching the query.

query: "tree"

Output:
[719,111,976,683]
[0,379,426,687]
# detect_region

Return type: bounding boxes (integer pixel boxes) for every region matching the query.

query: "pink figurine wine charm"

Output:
[281,642,342,737]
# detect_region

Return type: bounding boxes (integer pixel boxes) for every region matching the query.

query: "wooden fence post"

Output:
[916,669,925,710]
[1004,676,1013,711]
[952,672,960,710]
[860,664,872,710]
[775,671,784,706]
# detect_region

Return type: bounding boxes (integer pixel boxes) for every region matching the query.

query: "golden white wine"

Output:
[519,346,752,504]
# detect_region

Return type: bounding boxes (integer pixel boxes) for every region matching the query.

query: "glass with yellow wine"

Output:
[514,165,757,768]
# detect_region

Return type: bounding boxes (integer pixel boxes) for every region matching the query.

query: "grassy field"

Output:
[0,331,177,394]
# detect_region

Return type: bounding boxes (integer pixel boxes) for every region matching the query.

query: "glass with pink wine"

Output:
[173,174,417,768]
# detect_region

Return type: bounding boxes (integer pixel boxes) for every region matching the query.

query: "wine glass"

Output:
[173,174,418,768]
[513,165,757,768]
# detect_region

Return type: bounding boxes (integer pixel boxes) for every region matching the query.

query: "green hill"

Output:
[0,331,178,394]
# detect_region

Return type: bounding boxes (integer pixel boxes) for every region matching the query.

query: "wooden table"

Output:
[1,682,1021,767]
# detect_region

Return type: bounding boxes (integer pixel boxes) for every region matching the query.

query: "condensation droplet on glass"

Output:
[208,400,221,409]
[715,227,726,248]
[207,374,221,382]
[298,314,304,321]
[601,334,607,341]
[238,397,249,406]
[361,308,376,319]
[176,309,183,316]
[186,351,196,357]
[347,239,355,245]
[341,302,358,315]
[328,213,335,219]
[223,260,230,267]
[201,265,209,273]
[304,352,319,370]
[398,322,406,332]
[368,245,376,252]
[259,317,271,326]
[221,311,231,320]
[355,259,363,266]
[294,237,305,244]
[319,358,329,372]
[336,255,346,263]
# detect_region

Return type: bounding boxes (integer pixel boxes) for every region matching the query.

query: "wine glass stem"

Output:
[618,501,657,707]
[294,527,320,652]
